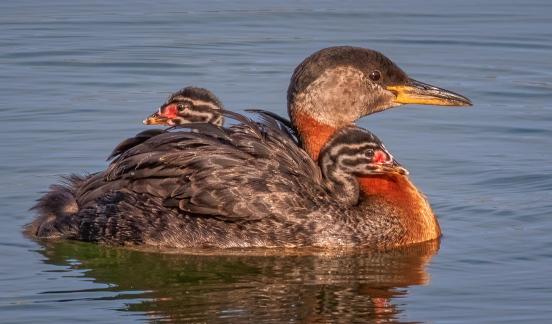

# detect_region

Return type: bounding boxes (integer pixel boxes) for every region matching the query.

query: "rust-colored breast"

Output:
[293,112,337,161]
[293,111,440,246]
[359,174,441,245]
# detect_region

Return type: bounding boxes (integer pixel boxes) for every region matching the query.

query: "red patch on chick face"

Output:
[160,104,178,119]
[373,150,389,164]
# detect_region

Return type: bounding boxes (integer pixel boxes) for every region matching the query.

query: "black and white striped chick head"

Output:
[318,126,408,206]
[144,87,224,127]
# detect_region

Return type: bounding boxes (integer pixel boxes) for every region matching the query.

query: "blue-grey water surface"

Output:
[1,0,551,322]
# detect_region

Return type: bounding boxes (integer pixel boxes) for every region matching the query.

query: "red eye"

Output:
[369,70,381,82]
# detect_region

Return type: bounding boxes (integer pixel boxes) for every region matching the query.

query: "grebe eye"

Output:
[369,70,381,82]
[177,103,187,112]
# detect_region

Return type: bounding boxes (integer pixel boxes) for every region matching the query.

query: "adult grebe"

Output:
[27,46,471,248]
[30,111,417,247]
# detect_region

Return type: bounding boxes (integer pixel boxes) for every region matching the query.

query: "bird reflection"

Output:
[36,240,439,323]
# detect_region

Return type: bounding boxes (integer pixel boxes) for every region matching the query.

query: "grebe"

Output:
[27,46,471,248]
[143,86,224,127]
[30,111,419,247]
[108,86,225,160]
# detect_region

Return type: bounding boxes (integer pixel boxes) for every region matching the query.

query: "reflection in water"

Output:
[37,240,439,322]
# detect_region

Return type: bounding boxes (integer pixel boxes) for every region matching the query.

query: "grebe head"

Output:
[318,126,407,205]
[319,126,407,178]
[287,46,472,160]
[288,46,472,129]
[144,86,224,126]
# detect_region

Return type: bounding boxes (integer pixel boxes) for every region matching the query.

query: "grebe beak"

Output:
[379,159,409,175]
[390,160,410,175]
[386,79,472,107]
[143,111,169,125]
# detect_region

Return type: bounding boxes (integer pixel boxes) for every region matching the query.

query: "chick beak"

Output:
[372,149,410,175]
[143,111,169,125]
[391,159,409,175]
[386,78,472,107]
[377,158,409,175]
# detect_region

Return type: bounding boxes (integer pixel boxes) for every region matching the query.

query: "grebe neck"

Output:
[292,111,338,161]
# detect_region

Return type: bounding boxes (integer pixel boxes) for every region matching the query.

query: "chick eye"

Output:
[177,103,188,112]
[369,70,381,82]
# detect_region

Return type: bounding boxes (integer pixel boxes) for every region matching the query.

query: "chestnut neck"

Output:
[292,111,339,161]
[358,173,441,245]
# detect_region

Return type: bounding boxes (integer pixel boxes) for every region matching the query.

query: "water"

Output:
[1,0,551,322]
